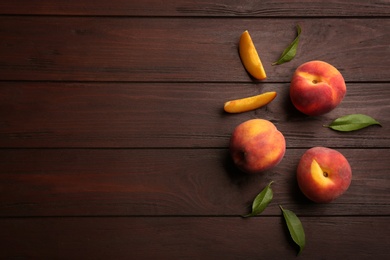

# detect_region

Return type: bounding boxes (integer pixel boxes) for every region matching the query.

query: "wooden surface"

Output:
[1,1,389,259]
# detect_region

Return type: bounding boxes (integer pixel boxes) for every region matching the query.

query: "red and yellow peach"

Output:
[229,119,285,174]
[296,147,352,203]
[290,60,346,116]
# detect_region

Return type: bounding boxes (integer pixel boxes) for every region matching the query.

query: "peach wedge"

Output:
[224,91,277,113]
[239,30,267,80]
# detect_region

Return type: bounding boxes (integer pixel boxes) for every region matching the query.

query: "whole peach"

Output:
[290,60,346,116]
[229,119,286,174]
[297,147,352,203]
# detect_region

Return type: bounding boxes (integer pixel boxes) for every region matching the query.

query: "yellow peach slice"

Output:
[224,91,277,113]
[310,159,334,188]
[239,30,267,80]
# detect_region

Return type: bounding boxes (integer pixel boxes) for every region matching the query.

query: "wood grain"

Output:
[0,148,388,217]
[1,82,388,148]
[1,1,389,259]
[1,0,389,17]
[1,216,389,259]
[0,17,389,82]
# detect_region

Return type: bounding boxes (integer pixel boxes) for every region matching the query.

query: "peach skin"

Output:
[290,60,346,116]
[229,119,285,174]
[297,147,352,203]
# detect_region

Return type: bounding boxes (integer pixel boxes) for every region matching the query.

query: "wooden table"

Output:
[1,1,389,259]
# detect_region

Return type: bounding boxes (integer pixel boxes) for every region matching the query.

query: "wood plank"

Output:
[0,148,388,217]
[1,216,388,259]
[0,17,389,82]
[0,0,389,17]
[1,82,388,148]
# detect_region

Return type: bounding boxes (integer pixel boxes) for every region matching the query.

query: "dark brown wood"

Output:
[0,17,389,82]
[0,0,389,17]
[1,0,389,258]
[0,82,388,148]
[1,216,389,259]
[0,148,388,217]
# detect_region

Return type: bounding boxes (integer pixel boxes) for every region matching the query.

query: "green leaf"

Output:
[280,205,305,256]
[272,25,301,65]
[243,181,273,218]
[325,114,381,132]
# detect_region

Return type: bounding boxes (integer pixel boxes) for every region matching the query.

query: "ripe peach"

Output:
[297,147,352,203]
[290,60,346,116]
[229,119,286,174]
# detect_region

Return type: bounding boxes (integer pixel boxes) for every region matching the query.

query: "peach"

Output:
[290,60,346,116]
[224,91,277,113]
[229,119,285,174]
[239,30,267,80]
[297,147,352,203]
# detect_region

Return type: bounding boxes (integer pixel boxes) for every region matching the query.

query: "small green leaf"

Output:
[272,25,301,65]
[243,181,273,218]
[325,114,381,132]
[280,205,305,256]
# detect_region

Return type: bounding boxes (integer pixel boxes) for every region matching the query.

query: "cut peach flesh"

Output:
[224,91,276,113]
[239,30,267,80]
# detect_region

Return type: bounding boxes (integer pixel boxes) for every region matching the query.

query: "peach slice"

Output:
[239,30,267,80]
[224,91,277,113]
